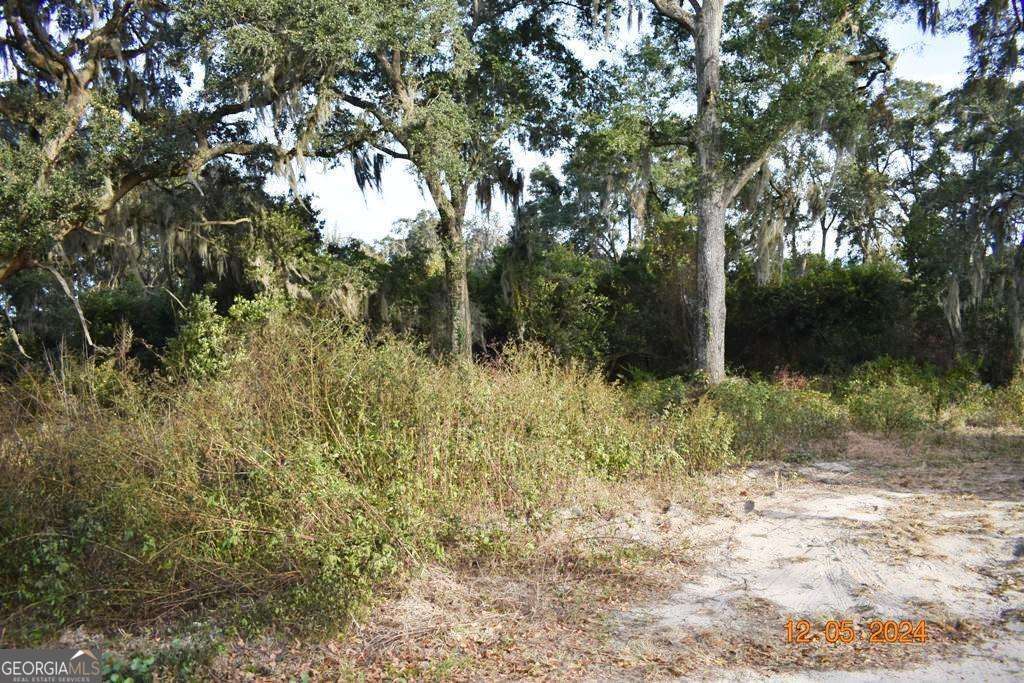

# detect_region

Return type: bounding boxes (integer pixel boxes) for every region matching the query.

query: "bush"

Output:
[495,243,611,365]
[0,316,733,635]
[665,399,736,470]
[837,356,1013,431]
[846,382,932,434]
[989,377,1024,428]
[164,295,230,380]
[707,378,847,458]
[623,373,692,415]
[726,259,910,375]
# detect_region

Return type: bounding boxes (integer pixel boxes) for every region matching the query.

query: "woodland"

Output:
[1,0,1024,678]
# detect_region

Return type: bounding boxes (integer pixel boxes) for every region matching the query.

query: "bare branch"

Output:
[16,0,72,76]
[336,89,409,147]
[41,264,95,351]
[3,2,64,75]
[197,218,252,227]
[843,51,884,64]
[371,142,410,160]
[2,318,32,360]
[650,0,696,36]
[0,250,33,285]
[723,123,797,208]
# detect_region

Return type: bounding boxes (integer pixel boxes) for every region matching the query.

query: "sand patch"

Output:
[621,458,1024,679]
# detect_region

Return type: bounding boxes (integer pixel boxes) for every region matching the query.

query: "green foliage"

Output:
[0,142,87,259]
[987,377,1024,429]
[103,652,156,683]
[164,296,230,380]
[838,357,938,434]
[707,378,848,459]
[497,242,610,364]
[838,356,986,416]
[101,629,225,682]
[0,316,733,635]
[727,259,911,375]
[624,373,692,415]
[601,221,696,377]
[665,400,736,471]
[827,357,1024,432]
[81,281,177,352]
[227,291,289,325]
[846,382,932,435]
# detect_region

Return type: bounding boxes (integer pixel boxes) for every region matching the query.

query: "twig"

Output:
[41,263,94,351]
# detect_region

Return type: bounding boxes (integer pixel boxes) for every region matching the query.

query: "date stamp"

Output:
[785,618,928,644]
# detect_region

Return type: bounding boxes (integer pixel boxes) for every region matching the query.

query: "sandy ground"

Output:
[618,431,1024,681]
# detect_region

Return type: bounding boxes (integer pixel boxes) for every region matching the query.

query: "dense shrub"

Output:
[0,316,733,634]
[624,373,692,415]
[707,378,847,458]
[666,399,736,470]
[493,242,612,365]
[0,275,176,376]
[835,356,1006,431]
[845,382,932,434]
[164,295,230,380]
[988,378,1024,428]
[726,259,911,375]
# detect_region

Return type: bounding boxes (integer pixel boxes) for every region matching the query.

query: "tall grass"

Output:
[0,317,731,635]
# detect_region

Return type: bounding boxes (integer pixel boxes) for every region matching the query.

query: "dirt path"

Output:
[618,432,1024,680]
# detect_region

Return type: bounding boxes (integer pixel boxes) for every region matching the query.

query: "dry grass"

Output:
[0,317,733,641]
[16,425,1023,680]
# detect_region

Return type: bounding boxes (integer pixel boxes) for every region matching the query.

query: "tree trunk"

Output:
[1009,266,1024,377]
[943,273,963,357]
[755,215,783,286]
[437,210,472,362]
[421,173,473,362]
[693,1,727,384]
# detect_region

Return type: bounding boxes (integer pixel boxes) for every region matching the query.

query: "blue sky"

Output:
[283,13,970,246]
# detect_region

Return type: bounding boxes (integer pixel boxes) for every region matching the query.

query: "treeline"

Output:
[1,1,1022,384]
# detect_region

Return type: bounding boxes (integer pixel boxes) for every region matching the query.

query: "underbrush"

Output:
[839,357,1024,432]
[631,356,1024,453]
[845,382,932,435]
[707,378,847,458]
[0,315,732,638]
[3,310,1020,642]
[627,374,846,460]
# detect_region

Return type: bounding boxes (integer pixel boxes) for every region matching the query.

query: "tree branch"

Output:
[197,218,252,226]
[1,306,32,359]
[723,123,797,208]
[3,2,64,75]
[336,89,410,149]
[0,250,33,286]
[371,142,410,160]
[650,0,697,36]
[41,263,95,351]
[843,51,884,64]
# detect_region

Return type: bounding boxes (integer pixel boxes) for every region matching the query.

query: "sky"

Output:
[276,11,971,247]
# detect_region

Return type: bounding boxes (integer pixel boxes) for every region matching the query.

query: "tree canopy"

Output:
[2,0,1023,381]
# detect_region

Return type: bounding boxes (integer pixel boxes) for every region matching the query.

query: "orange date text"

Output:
[784,618,928,644]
